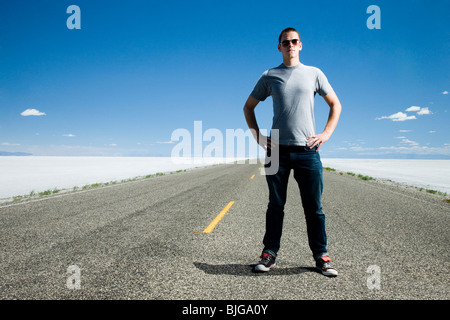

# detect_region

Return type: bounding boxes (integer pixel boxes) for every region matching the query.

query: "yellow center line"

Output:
[202,201,235,234]
[250,174,255,180]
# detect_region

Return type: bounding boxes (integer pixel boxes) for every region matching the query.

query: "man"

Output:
[243,27,342,277]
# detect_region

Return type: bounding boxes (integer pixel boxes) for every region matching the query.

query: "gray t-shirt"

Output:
[250,63,333,146]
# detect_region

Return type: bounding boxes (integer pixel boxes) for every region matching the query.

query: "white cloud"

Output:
[405,106,421,112]
[21,108,46,116]
[377,106,432,122]
[442,91,448,95]
[399,138,419,146]
[156,141,175,144]
[429,131,436,134]
[349,146,367,152]
[395,136,419,147]
[405,106,432,115]
[399,130,412,132]
[375,112,416,121]
[62,134,76,137]
[383,145,450,155]
[417,107,432,115]
[327,144,450,156]
[1,142,20,146]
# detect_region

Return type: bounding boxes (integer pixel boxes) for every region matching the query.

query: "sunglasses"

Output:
[281,39,300,47]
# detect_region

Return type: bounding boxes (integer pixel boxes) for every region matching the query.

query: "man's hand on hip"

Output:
[307,132,330,151]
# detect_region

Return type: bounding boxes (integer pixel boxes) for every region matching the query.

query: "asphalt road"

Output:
[0,162,449,300]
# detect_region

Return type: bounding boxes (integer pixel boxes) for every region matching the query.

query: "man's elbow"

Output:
[331,101,342,112]
[327,93,342,112]
[243,102,255,114]
[243,105,248,116]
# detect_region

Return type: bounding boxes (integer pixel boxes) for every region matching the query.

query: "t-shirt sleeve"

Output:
[315,69,333,97]
[250,71,270,101]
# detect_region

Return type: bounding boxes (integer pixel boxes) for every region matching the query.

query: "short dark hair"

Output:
[278,27,300,44]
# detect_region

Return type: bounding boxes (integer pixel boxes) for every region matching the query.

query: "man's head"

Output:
[278,27,300,44]
[278,27,302,62]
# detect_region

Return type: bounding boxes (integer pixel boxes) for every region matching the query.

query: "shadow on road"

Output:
[194,262,317,276]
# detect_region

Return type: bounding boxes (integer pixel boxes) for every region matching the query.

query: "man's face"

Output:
[278,31,302,59]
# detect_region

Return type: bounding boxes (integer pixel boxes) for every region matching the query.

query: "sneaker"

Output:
[315,256,338,277]
[254,252,276,272]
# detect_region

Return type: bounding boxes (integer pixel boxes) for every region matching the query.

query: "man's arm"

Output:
[243,95,271,150]
[307,90,342,151]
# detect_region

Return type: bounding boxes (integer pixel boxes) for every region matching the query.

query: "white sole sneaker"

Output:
[254,262,276,272]
[316,265,338,277]
[315,256,338,277]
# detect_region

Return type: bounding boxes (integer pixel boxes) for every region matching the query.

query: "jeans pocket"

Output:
[303,145,318,152]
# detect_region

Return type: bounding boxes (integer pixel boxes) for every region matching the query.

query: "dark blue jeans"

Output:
[263,145,327,260]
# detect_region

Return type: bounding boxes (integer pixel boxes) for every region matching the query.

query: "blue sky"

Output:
[1,0,449,158]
